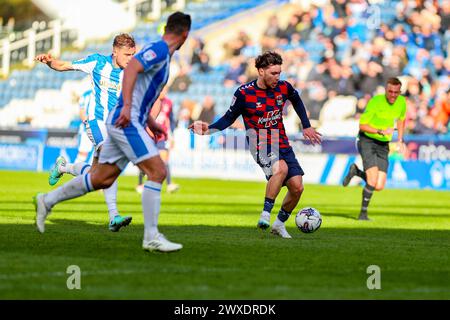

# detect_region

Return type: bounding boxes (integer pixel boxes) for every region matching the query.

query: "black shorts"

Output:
[357,132,389,173]
[252,146,304,184]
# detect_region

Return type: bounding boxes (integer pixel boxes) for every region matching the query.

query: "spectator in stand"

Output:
[223,56,247,87]
[198,95,217,124]
[190,37,211,73]
[170,64,192,92]
[297,12,314,41]
[198,51,211,73]
[278,14,299,41]
[430,90,450,133]
[191,37,205,66]
[357,61,383,96]
[382,55,403,84]
[264,15,283,39]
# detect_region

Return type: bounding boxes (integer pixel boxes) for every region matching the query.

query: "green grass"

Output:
[0,170,449,299]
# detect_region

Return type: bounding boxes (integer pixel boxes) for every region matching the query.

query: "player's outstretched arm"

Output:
[287,84,322,145]
[35,53,73,71]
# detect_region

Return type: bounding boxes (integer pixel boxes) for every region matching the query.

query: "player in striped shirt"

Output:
[190,51,322,239]
[34,12,191,252]
[136,86,179,194]
[35,34,136,232]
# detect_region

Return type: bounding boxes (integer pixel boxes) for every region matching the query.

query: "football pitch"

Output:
[0,170,449,299]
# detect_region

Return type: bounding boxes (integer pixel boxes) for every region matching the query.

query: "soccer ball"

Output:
[295,207,322,233]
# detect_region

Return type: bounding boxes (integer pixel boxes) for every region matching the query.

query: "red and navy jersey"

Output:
[209,80,310,150]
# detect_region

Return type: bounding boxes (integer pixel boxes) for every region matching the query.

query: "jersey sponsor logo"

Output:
[100,79,121,90]
[143,49,157,62]
[258,110,281,128]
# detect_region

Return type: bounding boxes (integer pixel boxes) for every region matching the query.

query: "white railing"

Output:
[0,20,68,77]
[0,0,186,78]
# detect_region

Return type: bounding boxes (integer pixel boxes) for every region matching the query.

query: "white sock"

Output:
[103,178,119,221]
[75,153,88,163]
[273,217,284,226]
[60,162,91,176]
[261,211,271,218]
[142,181,162,241]
[44,173,93,209]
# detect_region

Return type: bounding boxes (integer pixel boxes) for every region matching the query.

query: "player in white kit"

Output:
[35,34,136,232]
[33,12,192,253]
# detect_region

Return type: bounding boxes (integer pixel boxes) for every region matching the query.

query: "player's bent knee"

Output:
[91,177,113,190]
[290,184,304,197]
[145,166,167,184]
[90,169,117,189]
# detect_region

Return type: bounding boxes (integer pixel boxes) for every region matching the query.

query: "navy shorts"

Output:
[252,146,304,184]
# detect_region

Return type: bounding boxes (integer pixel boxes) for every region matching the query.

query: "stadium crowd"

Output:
[172,0,450,136]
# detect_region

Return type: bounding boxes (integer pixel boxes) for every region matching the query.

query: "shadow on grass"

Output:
[1,218,449,251]
[0,220,449,300]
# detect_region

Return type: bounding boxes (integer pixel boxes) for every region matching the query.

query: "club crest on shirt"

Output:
[143,49,157,62]
[276,95,283,106]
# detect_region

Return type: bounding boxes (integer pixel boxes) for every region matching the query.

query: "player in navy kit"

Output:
[190,51,321,238]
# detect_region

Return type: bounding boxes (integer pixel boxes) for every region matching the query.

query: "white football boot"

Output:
[143,233,183,253]
[257,211,271,230]
[271,220,292,239]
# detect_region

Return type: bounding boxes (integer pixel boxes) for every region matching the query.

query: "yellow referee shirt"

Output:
[359,94,407,142]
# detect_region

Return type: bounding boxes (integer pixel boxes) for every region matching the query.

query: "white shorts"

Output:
[77,123,93,154]
[85,119,107,154]
[99,121,159,171]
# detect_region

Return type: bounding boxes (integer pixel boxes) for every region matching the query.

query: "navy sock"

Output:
[263,197,275,213]
[361,184,375,213]
[277,207,292,223]
[355,165,367,182]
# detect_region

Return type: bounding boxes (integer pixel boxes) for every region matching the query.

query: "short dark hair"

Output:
[165,11,191,34]
[255,51,283,69]
[113,33,135,48]
[387,77,402,86]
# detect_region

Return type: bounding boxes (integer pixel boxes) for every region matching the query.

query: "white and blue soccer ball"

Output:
[295,207,322,233]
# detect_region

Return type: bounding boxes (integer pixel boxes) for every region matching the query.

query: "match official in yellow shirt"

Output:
[343,78,407,220]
